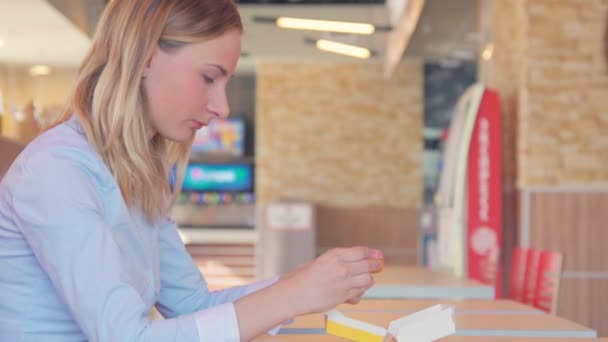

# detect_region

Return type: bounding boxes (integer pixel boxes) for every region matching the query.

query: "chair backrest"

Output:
[508,246,529,301]
[522,248,542,304]
[0,136,25,180]
[533,250,564,314]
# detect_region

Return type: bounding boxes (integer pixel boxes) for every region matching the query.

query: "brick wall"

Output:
[255,61,423,208]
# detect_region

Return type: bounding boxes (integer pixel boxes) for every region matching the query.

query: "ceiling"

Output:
[239,4,390,63]
[239,0,478,61]
[0,0,478,70]
[0,0,91,67]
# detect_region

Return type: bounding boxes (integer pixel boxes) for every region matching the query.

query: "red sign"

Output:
[466,88,503,298]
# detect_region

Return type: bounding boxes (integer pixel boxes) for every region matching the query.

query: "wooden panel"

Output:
[527,191,608,336]
[186,244,254,256]
[315,206,418,264]
[529,192,608,271]
[0,136,24,179]
[171,203,255,227]
[186,243,255,290]
[558,278,608,337]
[501,189,519,294]
[372,266,485,287]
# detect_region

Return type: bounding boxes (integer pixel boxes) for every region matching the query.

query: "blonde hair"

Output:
[52,0,242,223]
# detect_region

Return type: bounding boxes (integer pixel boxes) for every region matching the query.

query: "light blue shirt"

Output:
[0,116,278,341]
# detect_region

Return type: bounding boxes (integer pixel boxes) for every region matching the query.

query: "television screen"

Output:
[192,118,245,155]
[182,163,253,192]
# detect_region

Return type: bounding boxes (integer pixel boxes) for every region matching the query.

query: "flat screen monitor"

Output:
[192,118,245,156]
[182,163,253,192]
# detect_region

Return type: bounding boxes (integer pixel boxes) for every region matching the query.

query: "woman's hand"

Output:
[282,246,384,316]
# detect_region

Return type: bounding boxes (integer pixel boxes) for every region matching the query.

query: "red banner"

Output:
[466,88,503,298]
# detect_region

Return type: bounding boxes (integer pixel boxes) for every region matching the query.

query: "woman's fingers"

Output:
[347,259,383,276]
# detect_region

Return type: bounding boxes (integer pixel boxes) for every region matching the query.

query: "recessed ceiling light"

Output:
[0,39,4,48]
[29,65,52,77]
[277,17,375,35]
[315,39,371,59]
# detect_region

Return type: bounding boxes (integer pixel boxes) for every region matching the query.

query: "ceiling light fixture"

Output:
[0,39,4,48]
[482,44,494,61]
[277,17,375,35]
[29,65,52,77]
[315,39,371,59]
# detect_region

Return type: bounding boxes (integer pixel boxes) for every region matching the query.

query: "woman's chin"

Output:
[161,130,194,144]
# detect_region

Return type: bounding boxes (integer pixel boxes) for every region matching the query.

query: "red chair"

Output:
[521,248,542,305]
[532,250,564,314]
[508,247,529,301]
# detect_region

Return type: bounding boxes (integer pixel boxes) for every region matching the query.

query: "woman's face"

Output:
[142,29,241,143]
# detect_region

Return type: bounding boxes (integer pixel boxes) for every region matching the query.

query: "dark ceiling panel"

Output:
[236,0,385,4]
[45,0,106,37]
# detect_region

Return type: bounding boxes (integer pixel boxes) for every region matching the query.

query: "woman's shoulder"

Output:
[10,118,113,189]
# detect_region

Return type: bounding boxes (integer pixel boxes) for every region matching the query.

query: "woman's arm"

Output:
[234,247,383,341]
[10,149,244,341]
[156,218,382,340]
[156,217,281,317]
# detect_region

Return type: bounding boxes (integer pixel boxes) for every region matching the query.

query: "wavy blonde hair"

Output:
[52,0,242,223]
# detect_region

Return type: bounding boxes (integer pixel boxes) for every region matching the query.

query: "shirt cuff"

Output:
[243,275,293,336]
[243,275,280,296]
[193,302,240,342]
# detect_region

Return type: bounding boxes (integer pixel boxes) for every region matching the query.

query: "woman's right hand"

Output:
[282,246,384,316]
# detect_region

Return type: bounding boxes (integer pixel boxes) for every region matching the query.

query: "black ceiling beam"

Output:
[237,0,385,4]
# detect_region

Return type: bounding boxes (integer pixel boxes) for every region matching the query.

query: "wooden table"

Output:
[442,338,608,342]
[365,266,494,300]
[280,312,597,338]
[337,299,541,315]
[256,336,608,342]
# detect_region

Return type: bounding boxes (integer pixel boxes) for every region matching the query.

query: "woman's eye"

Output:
[203,75,215,84]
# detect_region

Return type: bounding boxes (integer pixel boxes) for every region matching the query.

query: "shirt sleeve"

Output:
[9,148,238,342]
[156,218,288,336]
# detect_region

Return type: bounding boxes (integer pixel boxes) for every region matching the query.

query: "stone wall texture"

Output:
[256,61,423,208]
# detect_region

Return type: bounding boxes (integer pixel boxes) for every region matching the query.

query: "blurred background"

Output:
[1,0,607,337]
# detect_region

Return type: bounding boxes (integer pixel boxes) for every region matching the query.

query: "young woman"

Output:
[0,1,383,341]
